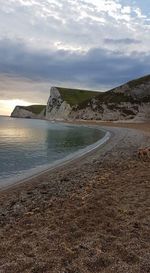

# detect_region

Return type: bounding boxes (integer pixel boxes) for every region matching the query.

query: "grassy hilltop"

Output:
[127,74,150,89]
[56,74,150,110]
[11,74,150,120]
[19,105,46,115]
[56,87,99,106]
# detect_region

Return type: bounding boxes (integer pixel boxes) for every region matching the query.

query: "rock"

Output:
[11,105,46,119]
[46,75,150,122]
[11,74,150,122]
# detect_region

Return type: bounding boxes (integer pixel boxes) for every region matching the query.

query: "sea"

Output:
[0,117,109,188]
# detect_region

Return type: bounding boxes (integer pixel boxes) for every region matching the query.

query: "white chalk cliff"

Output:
[46,87,71,120]
[11,75,150,122]
[46,75,150,122]
[11,106,46,119]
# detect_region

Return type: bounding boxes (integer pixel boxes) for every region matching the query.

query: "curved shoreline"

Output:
[1,121,149,193]
[0,122,150,273]
[0,124,111,191]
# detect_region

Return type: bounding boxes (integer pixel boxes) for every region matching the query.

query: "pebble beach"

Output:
[0,122,150,273]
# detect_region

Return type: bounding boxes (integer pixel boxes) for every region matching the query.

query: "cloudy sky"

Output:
[0,0,149,115]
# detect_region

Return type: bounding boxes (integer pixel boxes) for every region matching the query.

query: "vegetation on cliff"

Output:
[56,87,99,106]
[18,105,46,115]
[11,74,150,120]
[128,74,150,89]
[77,74,150,110]
[56,75,150,111]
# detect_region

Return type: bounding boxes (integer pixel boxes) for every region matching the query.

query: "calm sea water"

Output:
[0,117,105,187]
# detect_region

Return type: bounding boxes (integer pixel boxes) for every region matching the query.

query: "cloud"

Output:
[104,38,141,45]
[0,0,149,106]
[0,38,149,92]
[0,74,50,102]
[0,0,149,54]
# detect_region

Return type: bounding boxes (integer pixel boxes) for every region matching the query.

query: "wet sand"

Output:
[0,122,150,273]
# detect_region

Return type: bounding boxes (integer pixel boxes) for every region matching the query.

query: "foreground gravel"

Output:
[0,123,150,273]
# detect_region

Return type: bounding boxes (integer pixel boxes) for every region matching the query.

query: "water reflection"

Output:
[45,125,104,160]
[0,117,104,183]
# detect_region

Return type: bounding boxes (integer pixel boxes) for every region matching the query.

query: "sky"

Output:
[0,0,149,115]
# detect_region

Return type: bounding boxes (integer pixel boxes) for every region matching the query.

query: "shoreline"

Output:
[0,122,149,194]
[0,122,150,273]
[0,124,111,191]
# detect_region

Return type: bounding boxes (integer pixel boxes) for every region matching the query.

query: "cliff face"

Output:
[46,75,150,122]
[11,75,150,122]
[11,105,46,119]
[70,102,150,121]
[46,87,72,120]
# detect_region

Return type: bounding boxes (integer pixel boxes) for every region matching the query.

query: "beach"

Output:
[0,122,150,273]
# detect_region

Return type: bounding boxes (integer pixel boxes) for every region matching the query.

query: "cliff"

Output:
[46,87,99,120]
[11,105,46,119]
[46,75,150,122]
[11,75,150,122]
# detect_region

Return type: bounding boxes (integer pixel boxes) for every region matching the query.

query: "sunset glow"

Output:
[0,0,149,113]
[0,99,34,116]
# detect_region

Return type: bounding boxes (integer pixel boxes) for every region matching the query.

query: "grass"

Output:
[21,105,46,115]
[56,87,99,106]
[108,74,150,92]
[128,74,150,89]
[56,74,150,109]
[76,75,150,109]
[96,91,134,103]
[77,91,137,110]
[16,75,149,115]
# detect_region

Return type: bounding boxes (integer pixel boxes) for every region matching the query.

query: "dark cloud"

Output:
[0,38,149,91]
[0,74,50,102]
[104,38,141,45]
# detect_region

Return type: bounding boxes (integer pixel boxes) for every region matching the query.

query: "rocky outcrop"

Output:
[46,75,150,122]
[11,106,35,119]
[113,75,150,100]
[46,87,72,120]
[46,86,99,120]
[11,105,46,119]
[70,102,150,121]
[11,75,150,122]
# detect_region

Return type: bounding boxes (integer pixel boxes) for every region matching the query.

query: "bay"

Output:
[0,117,106,187]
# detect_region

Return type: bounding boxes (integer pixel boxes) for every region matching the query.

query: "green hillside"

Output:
[128,74,150,89]
[77,74,150,109]
[57,87,100,106]
[21,105,46,115]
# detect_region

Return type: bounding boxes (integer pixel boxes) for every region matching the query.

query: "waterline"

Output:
[0,119,110,188]
[0,124,111,189]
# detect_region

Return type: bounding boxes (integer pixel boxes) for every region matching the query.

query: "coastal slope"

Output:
[46,86,99,120]
[46,75,150,121]
[11,74,150,121]
[11,105,46,119]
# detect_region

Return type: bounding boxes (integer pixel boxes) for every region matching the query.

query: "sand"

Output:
[0,122,150,273]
